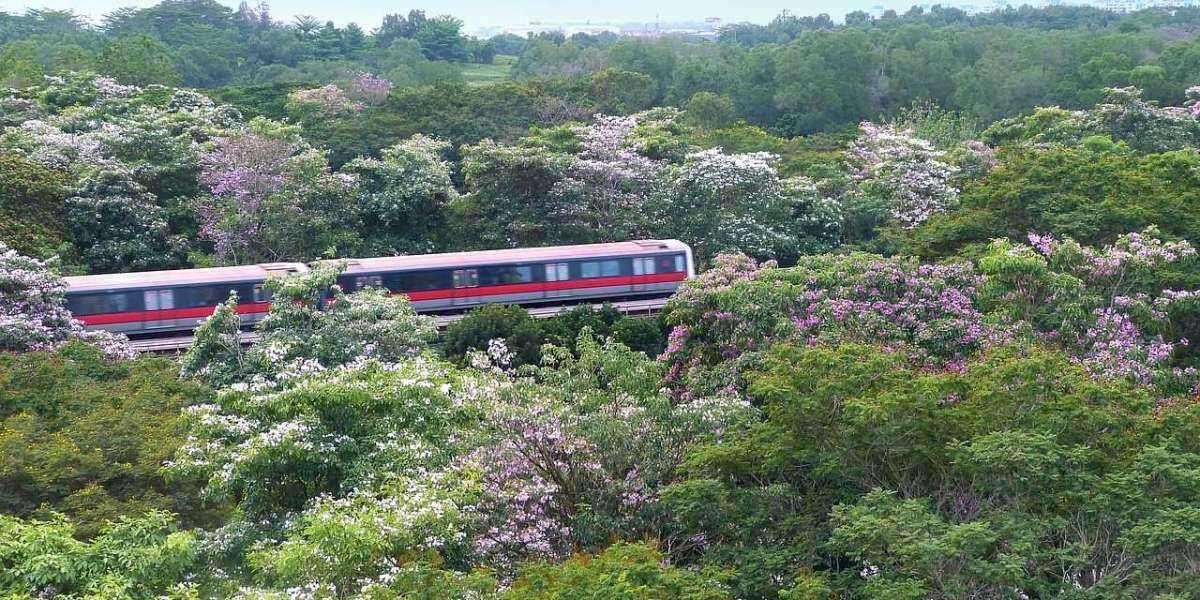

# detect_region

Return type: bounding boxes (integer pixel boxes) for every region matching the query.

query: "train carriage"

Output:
[334,239,694,311]
[65,263,308,335]
[64,240,695,337]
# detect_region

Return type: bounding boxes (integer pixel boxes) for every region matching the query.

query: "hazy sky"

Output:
[0,0,881,31]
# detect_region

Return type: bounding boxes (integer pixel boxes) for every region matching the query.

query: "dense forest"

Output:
[6,0,1200,598]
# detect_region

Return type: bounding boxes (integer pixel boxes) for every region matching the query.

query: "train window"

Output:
[656,255,680,273]
[453,269,479,288]
[67,295,97,315]
[177,285,224,308]
[545,263,569,282]
[252,284,270,302]
[480,265,533,286]
[355,275,383,290]
[581,260,620,278]
[675,255,685,272]
[144,289,174,311]
[633,257,655,276]
[68,292,136,315]
[399,270,450,291]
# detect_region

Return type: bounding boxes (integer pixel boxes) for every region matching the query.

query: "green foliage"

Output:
[9,4,1200,598]
[0,151,68,257]
[442,304,546,368]
[897,146,1200,257]
[506,542,731,599]
[0,343,217,538]
[542,304,668,357]
[589,68,656,115]
[0,510,196,599]
[668,342,1200,597]
[683,92,736,130]
[97,35,181,86]
[442,304,668,368]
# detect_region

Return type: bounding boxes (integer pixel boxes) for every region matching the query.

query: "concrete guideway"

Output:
[127,297,671,353]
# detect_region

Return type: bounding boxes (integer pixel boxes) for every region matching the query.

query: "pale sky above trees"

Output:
[5,0,879,30]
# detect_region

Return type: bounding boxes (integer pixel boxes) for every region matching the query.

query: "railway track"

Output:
[127,297,670,353]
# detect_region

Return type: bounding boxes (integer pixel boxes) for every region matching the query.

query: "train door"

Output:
[544,262,569,298]
[452,268,479,306]
[143,288,175,329]
[632,256,655,292]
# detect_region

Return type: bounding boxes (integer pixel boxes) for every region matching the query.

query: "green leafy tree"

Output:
[414,15,468,62]
[0,151,68,257]
[341,135,455,254]
[96,35,181,86]
[684,92,736,130]
[506,542,731,599]
[589,68,656,115]
[0,510,196,598]
[442,304,546,368]
[0,343,217,537]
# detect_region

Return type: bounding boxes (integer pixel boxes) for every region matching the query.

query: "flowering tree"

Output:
[847,121,959,229]
[656,148,841,264]
[982,85,1200,153]
[168,352,510,597]
[0,75,247,273]
[559,113,664,239]
[662,251,1000,397]
[0,241,133,358]
[197,120,300,263]
[245,472,492,597]
[181,264,437,388]
[465,334,752,570]
[460,140,592,248]
[169,357,487,517]
[287,84,364,120]
[65,169,187,272]
[343,72,393,105]
[342,135,455,253]
[666,227,1200,398]
[461,109,840,262]
[980,228,1199,388]
[1084,86,1200,153]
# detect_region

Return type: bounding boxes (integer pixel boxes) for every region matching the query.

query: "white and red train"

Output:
[65,240,695,336]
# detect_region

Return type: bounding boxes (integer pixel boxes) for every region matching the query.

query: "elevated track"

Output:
[128,297,669,353]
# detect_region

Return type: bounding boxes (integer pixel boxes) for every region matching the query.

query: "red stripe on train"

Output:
[404,271,686,301]
[75,272,686,326]
[76,302,271,325]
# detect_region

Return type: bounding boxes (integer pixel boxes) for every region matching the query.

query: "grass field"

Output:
[459,55,516,86]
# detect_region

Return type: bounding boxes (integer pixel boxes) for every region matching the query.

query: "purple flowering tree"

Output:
[286,84,364,120]
[982,228,1199,389]
[197,120,300,263]
[343,72,393,105]
[663,251,1001,395]
[465,334,753,571]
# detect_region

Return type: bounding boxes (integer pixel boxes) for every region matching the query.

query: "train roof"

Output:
[336,240,692,274]
[60,241,693,293]
[64,263,308,293]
